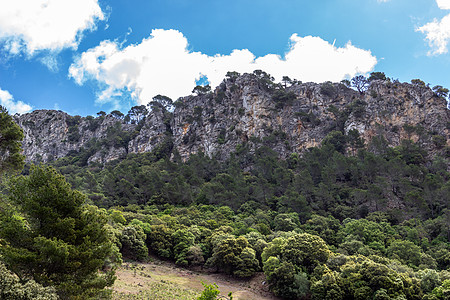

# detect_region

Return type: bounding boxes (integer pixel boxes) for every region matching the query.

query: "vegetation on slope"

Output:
[0,69,449,300]
[42,116,449,299]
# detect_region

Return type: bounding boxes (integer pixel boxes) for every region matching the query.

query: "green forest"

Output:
[0,102,449,299]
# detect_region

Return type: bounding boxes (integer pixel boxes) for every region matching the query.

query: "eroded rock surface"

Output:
[17,73,449,164]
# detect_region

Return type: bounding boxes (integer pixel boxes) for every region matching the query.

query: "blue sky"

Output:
[0,0,449,116]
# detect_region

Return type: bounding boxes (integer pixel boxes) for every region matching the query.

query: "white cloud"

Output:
[256,35,377,83]
[417,0,450,55]
[39,55,59,72]
[0,87,32,115]
[0,0,104,55]
[69,29,377,107]
[437,0,450,9]
[417,15,450,55]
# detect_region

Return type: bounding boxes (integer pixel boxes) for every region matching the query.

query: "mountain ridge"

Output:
[16,72,449,164]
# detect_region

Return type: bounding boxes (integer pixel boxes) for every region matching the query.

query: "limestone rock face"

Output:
[17,74,449,164]
[128,107,169,154]
[171,74,448,161]
[16,110,137,163]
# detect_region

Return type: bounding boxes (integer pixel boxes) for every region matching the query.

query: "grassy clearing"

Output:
[111,259,280,300]
[112,280,198,300]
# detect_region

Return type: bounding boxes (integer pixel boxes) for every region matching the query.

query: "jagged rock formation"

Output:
[16,73,449,164]
[17,111,136,164]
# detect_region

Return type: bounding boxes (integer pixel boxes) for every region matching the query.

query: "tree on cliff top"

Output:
[368,72,387,82]
[151,94,173,110]
[192,85,212,95]
[128,105,148,124]
[351,75,369,94]
[432,85,449,98]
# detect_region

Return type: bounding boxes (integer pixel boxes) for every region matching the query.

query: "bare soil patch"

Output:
[112,257,281,300]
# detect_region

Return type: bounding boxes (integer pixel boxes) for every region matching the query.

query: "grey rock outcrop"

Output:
[16,73,449,164]
[16,110,137,163]
[128,107,169,154]
[171,74,448,161]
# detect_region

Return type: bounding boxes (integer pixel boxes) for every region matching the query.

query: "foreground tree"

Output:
[0,106,24,174]
[0,165,119,298]
[0,261,58,300]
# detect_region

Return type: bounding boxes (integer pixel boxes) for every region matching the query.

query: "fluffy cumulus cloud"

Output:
[417,0,450,55]
[437,0,450,9]
[69,29,377,106]
[0,87,32,115]
[0,0,104,55]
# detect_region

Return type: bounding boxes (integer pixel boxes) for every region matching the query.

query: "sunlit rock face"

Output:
[171,74,448,161]
[16,110,137,164]
[17,73,449,164]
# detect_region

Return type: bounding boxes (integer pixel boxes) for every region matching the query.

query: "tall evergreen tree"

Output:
[0,165,119,298]
[0,106,24,174]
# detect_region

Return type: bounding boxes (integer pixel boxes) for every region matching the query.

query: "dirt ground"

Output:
[113,257,282,300]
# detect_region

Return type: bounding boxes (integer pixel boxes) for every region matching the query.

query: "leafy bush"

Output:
[120,225,149,261]
[0,262,58,300]
[320,82,337,97]
[272,89,296,109]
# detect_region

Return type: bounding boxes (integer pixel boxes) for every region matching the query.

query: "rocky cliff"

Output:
[16,73,449,164]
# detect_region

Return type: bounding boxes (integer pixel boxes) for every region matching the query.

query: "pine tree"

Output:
[0,165,120,298]
[0,106,24,174]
